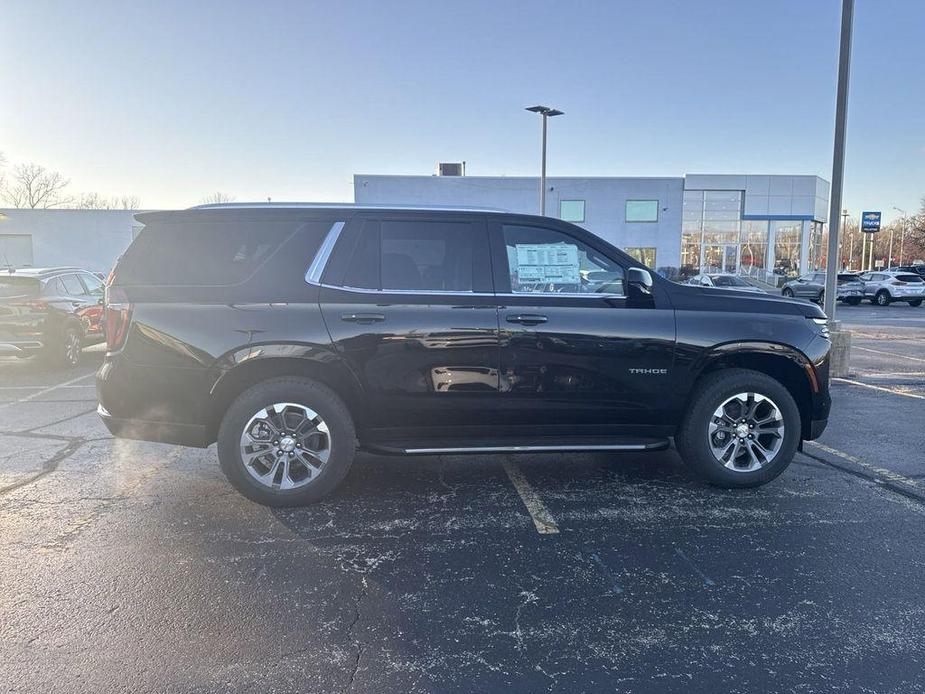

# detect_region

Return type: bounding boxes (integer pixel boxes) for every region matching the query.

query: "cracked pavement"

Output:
[1,304,925,693]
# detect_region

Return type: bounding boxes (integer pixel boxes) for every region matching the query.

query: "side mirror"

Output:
[627,267,653,294]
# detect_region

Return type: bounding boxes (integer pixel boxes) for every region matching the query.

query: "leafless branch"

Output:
[1,163,73,208]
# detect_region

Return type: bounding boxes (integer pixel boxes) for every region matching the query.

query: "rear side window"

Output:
[328,218,486,293]
[381,220,473,291]
[0,277,40,298]
[897,274,923,283]
[117,220,305,286]
[60,274,85,295]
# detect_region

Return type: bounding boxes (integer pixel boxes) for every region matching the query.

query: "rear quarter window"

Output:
[0,277,40,298]
[897,274,923,283]
[117,219,322,287]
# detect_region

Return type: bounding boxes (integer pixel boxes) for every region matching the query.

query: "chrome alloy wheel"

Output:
[707,392,784,472]
[239,402,331,490]
[64,330,81,366]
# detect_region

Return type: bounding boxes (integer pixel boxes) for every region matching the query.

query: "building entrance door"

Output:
[702,244,738,274]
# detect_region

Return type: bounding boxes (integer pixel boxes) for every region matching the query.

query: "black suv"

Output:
[1,267,106,367]
[97,205,831,506]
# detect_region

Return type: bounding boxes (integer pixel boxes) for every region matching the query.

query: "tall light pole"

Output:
[823,0,854,323]
[842,209,851,269]
[526,105,564,215]
[893,206,907,266]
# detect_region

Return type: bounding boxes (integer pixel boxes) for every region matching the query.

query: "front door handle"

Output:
[341,312,386,323]
[506,314,548,325]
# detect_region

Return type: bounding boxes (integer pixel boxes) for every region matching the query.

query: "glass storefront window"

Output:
[771,220,802,278]
[624,247,657,268]
[808,221,826,270]
[739,220,769,277]
[703,191,742,220]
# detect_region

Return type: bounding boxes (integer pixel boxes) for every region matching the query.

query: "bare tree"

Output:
[200,191,236,204]
[76,193,141,210]
[1,163,73,208]
[114,195,141,210]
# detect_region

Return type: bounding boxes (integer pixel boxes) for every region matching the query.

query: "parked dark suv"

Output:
[97,205,831,505]
[1,267,106,367]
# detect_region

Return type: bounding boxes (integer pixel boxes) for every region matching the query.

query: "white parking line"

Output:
[0,373,95,410]
[833,377,925,400]
[0,385,96,390]
[502,461,559,535]
[853,345,925,363]
[806,441,920,490]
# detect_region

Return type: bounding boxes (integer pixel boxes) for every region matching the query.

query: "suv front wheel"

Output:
[217,377,357,506]
[675,369,801,488]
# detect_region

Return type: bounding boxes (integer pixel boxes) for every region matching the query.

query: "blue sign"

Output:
[861,211,881,233]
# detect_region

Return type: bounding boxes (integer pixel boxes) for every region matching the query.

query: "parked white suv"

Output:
[859,271,924,306]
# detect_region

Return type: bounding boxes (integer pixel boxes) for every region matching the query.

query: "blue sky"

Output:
[1,0,922,220]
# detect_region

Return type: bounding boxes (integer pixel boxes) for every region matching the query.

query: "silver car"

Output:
[858,270,925,306]
[688,273,765,293]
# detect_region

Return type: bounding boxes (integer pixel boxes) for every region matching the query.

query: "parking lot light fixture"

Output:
[526,105,564,215]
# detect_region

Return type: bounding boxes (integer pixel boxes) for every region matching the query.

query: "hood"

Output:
[666,282,826,318]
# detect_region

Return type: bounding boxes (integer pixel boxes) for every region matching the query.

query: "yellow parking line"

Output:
[833,377,925,400]
[806,441,920,490]
[503,461,559,535]
[853,345,925,363]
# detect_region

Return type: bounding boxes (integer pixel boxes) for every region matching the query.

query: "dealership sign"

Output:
[861,211,882,233]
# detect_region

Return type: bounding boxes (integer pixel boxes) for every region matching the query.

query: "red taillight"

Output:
[104,285,133,351]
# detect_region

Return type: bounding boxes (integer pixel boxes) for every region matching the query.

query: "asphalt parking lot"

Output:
[2,303,924,693]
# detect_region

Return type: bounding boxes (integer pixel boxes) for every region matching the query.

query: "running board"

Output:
[367,438,670,455]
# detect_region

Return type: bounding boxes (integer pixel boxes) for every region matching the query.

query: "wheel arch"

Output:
[207,346,366,443]
[689,342,818,439]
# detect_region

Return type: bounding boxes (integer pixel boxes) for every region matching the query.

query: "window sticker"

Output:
[514,243,581,284]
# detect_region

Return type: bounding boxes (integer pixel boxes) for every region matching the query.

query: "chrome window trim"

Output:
[305,221,346,285]
[316,283,624,300]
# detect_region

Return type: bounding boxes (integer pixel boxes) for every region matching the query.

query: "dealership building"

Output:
[1,171,830,281]
[354,172,831,282]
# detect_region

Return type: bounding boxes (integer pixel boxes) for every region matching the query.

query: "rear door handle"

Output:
[341,312,386,323]
[506,314,548,325]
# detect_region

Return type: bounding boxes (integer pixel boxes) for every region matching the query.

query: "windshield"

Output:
[712,275,750,287]
[0,277,40,298]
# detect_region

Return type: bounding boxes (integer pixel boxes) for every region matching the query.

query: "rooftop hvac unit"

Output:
[436,162,465,176]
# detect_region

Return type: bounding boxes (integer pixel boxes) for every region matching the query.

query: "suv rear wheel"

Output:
[42,321,82,368]
[675,369,801,488]
[217,377,356,506]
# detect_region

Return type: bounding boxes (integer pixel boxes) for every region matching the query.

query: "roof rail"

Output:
[188,202,509,213]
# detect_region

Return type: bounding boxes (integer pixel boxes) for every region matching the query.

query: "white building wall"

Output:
[354,175,685,270]
[0,209,139,273]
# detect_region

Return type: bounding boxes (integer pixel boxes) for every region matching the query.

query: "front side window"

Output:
[625,200,659,223]
[80,272,105,296]
[501,225,624,296]
[559,200,585,223]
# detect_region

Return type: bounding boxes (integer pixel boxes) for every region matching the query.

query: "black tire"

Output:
[217,377,357,506]
[42,321,82,368]
[675,368,801,488]
[842,297,861,306]
[782,287,794,298]
[875,290,891,306]
[909,299,922,307]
